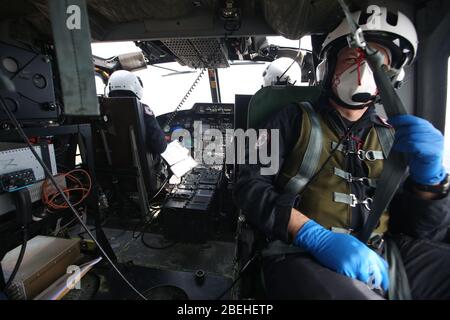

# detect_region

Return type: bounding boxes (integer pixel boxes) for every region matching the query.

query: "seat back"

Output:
[236,85,323,299]
[247,85,323,129]
[93,97,158,195]
[234,94,253,131]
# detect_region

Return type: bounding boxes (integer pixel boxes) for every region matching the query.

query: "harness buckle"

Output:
[331,227,353,234]
[365,150,377,161]
[357,149,379,161]
[334,168,375,186]
[368,234,385,253]
[349,194,358,207]
[349,176,365,183]
[362,197,373,211]
[348,194,373,210]
[357,149,365,160]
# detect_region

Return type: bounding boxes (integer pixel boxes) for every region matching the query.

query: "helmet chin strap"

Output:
[329,90,376,110]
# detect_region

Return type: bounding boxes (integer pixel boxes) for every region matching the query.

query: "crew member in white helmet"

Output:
[106,70,167,155]
[262,57,302,87]
[234,6,450,299]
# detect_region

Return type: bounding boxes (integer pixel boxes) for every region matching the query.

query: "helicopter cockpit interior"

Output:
[0,0,449,301]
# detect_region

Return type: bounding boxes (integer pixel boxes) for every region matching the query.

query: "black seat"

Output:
[93,97,161,214]
[247,85,323,129]
[235,85,323,298]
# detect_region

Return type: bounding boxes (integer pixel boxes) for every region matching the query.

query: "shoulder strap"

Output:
[283,102,323,194]
[358,125,408,243]
[375,125,395,159]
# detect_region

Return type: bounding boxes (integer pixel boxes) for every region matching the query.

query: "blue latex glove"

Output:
[294,220,389,291]
[389,115,447,185]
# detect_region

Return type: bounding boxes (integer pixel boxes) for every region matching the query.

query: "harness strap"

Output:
[333,192,373,211]
[358,126,401,243]
[331,141,384,161]
[333,167,377,187]
[375,125,395,159]
[283,102,323,194]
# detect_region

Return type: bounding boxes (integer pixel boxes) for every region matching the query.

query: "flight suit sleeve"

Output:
[142,104,168,155]
[389,184,450,242]
[233,104,303,243]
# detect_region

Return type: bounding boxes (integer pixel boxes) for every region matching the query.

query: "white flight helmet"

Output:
[317,6,418,86]
[106,70,144,100]
[262,57,302,87]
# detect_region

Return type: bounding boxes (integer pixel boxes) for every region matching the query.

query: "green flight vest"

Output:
[276,103,391,234]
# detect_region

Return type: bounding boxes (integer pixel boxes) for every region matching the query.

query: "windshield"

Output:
[91,36,311,116]
[136,64,212,116]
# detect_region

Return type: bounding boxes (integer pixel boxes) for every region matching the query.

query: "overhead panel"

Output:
[262,0,361,39]
[161,38,229,69]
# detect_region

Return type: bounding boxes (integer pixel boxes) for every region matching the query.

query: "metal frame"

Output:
[129,126,150,218]
[0,124,117,290]
[208,68,222,103]
[416,1,450,132]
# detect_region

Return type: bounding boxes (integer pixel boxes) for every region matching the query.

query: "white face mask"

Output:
[333,61,378,107]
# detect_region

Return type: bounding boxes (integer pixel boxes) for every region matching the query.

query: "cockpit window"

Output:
[218,62,270,103]
[266,35,312,50]
[92,41,212,116]
[134,63,212,116]
[219,36,312,103]
[91,36,312,115]
[91,41,141,59]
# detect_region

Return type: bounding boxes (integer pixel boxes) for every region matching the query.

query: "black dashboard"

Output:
[157,102,234,137]
[156,103,236,242]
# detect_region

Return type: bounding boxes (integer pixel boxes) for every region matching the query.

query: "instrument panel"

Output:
[194,103,233,115]
[157,102,234,143]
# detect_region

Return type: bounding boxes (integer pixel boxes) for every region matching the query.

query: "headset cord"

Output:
[3,227,28,292]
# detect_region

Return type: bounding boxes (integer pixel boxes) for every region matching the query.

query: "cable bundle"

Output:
[42,169,92,211]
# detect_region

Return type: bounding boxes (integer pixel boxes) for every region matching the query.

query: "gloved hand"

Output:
[294,220,389,291]
[389,115,447,185]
